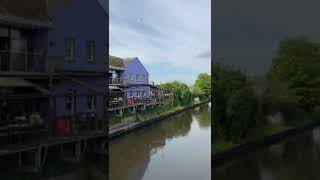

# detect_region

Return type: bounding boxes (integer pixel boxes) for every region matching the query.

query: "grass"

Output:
[213,140,238,154]
[109,99,207,127]
[213,123,293,155]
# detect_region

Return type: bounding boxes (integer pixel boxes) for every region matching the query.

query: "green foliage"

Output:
[267,36,320,110]
[191,86,205,100]
[213,64,258,142]
[160,81,192,106]
[195,73,212,99]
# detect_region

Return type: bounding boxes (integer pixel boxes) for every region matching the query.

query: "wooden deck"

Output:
[0,130,107,157]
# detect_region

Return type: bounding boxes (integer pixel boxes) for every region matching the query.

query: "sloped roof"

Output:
[0,0,53,28]
[97,0,108,14]
[109,55,125,69]
[123,57,137,67]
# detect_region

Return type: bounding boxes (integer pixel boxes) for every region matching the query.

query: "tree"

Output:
[195,73,211,99]
[213,63,258,141]
[267,36,320,111]
[160,81,192,106]
[191,86,205,100]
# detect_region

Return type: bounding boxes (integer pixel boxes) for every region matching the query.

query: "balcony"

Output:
[109,77,124,85]
[0,50,46,73]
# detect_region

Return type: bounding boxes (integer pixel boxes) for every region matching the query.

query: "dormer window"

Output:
[136,74,139,81]
[65,38,75,62]
[142,75,145,82]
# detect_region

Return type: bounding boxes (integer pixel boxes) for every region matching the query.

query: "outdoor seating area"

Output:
[0,111,48,148]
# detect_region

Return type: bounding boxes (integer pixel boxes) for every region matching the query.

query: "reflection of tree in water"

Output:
[109,109,194,180]
[193,104,211,128]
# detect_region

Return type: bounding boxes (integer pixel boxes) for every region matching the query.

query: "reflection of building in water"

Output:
[109,111,193,180]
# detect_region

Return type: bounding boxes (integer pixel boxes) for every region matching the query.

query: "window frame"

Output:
[86,40,95,63]
[130,73,133,81]
[87,95,96,111]
[64,38,75,62]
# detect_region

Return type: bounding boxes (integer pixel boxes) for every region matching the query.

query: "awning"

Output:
[109,85,124,91]
[0,77,51,95]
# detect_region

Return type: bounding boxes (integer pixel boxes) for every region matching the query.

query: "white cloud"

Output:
[109,0,211,84]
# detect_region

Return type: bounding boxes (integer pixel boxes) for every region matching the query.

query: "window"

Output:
[142,75,145,82]
[136,74,139,81]
[65,38,75,61]
[87,95,96,111]
[86,41,95,62]
[130,73,133,81]
[65,90,76,114]
[104,45,108,64]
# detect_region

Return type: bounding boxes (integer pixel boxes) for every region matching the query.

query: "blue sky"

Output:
[109,0,211,85]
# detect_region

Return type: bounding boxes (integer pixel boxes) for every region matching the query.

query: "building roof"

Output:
[123,57,136,67]
[109,55,126,70]
[97,0,108,14]
[0,0,53,28]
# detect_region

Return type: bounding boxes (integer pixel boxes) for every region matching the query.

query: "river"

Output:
[214,126,320,180]
[109,103,211,180]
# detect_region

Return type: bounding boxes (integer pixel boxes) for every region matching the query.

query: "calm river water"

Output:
[214,126,320,180]
[109,103,211,180]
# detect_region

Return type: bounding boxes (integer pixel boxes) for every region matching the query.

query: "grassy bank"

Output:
[109,99,208,126]
[213,117,320,155]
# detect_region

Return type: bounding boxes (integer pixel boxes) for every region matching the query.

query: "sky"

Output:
[109,0,211,85]
[214,0,320,76]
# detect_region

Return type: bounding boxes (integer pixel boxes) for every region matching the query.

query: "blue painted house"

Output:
[109,55,162,115]
[0,0,107,139]
[47,0,107,122]
[122,57,152,99]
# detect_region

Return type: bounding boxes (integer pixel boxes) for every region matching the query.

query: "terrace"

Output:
[108,88,163,111]
[109,77,124,85]
[0,93,106,150]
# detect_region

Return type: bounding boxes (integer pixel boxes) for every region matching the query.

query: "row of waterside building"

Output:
[0,0,108,160]
[108,55,163,116]
[0,0,164,163]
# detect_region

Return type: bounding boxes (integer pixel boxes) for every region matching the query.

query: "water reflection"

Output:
[193,103,211,129]
[109,103,211,180]
[214,127,320,180]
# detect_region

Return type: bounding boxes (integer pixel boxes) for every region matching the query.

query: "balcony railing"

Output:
[109,77,124,85]
[108,97,162,109]
[0,50,46,73]
[0,111,105,149]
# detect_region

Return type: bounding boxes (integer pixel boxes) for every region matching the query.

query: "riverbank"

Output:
[213,120,320,167]
[109,100,210,140]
